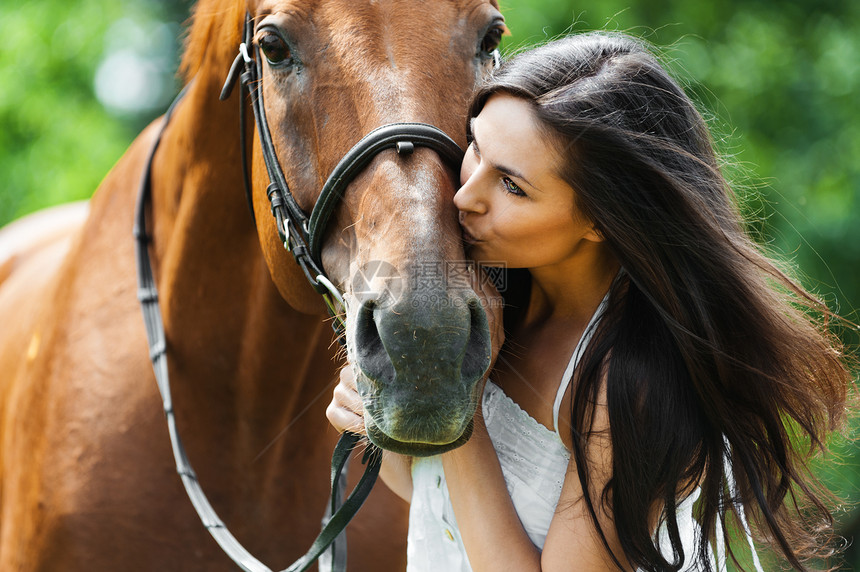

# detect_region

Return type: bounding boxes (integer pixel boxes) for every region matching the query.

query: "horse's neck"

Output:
[147,76,337,451]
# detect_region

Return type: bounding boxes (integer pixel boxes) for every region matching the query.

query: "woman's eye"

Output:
[259,32,292,65]
[479,26,503,57]
[502,177,526,197]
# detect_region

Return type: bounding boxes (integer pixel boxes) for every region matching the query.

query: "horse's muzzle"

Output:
[352,292,491,456]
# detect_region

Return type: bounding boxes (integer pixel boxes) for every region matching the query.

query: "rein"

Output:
[134,89,380,572]
[134,11,471,572]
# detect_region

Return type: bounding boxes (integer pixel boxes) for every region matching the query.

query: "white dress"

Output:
[405,296,741,572]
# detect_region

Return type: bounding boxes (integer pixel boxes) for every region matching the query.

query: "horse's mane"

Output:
[179,0,246,83]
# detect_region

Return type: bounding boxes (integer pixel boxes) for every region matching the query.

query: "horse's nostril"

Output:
[354,299,394,385]
[461,297,492,383]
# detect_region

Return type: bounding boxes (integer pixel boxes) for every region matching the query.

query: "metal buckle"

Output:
[316,275,347,334]
[239,42,252,64]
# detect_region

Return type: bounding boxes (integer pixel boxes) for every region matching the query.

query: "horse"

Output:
[0,0,505,569]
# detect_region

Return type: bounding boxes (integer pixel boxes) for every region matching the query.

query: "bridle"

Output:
[134,10,492,572]
[219,14,467,335]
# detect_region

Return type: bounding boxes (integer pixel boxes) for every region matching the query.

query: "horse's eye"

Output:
[479,26,503,56]
[259,32,292,66]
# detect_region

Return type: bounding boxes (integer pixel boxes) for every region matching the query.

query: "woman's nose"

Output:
[453,185,483,215]
[454,148,486,214]
[453,174,487,215]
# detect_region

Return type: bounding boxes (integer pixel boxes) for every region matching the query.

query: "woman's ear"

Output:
[584,225,605,243]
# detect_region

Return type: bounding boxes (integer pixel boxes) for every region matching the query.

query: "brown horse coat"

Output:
[0,0,505,569]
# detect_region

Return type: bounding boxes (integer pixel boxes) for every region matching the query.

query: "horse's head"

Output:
[241,0,504,455]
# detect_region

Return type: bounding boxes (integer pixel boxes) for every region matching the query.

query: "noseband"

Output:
[220,14,465,333]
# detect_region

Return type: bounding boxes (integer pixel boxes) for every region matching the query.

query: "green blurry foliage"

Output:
[1,0,857,568]
[1,2,125,220]
[0,0,187,224]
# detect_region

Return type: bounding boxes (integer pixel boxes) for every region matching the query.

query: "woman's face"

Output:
[454,93,597,270]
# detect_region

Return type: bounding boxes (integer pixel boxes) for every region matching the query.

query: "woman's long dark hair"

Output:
[471,34,852,571]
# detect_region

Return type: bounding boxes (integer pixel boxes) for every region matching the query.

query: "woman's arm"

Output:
[440,412,542,569]
[326,367,414,502]
[541,388,631,571]
[441,384,632,572]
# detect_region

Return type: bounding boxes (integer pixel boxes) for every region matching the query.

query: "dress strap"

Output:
[552,291,611,436]
[717,435,765,572]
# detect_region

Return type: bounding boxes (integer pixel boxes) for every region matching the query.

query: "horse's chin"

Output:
[366,421,474,457]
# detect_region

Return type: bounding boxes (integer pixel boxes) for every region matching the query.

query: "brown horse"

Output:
[0,0,505,569]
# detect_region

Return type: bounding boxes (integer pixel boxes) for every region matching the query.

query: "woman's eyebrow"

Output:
[470,116,538,190]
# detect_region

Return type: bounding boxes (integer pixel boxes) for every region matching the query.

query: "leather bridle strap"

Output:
[307,122,465,265]
[134,88,380,572]
[220,12,465,335]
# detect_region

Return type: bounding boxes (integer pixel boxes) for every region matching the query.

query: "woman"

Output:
[327,32,851,571]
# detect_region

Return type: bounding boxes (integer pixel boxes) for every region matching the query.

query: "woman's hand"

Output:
[326,365,415,501]
[326,366,366,436]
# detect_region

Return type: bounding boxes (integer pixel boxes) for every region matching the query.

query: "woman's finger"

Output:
[326,401,367,435]
[327,366,367,435]
[339,365,358,391]
[333,377,364,416]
